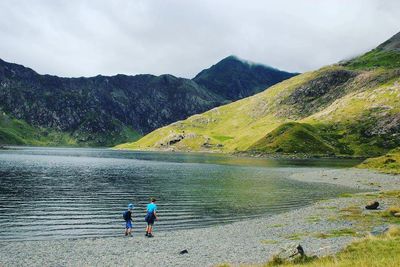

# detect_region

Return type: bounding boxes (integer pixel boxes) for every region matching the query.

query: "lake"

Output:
[0,147,363,241]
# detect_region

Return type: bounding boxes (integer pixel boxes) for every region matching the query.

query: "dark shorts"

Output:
[145,212,156,225]
[125,220,132,229]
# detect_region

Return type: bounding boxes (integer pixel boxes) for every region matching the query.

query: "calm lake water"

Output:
[0,147,363,241]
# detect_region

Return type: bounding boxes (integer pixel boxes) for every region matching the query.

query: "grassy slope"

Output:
[0,112,76,146]
[344,48,400,69]
[247,122,337,155]
[116,64,400,157]
[265,228,400,267]
[0,112,141,147]
[358,148,400,174]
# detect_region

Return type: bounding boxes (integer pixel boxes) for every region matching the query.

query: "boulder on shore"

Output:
[272,243,305,263]
[365,201,380,210]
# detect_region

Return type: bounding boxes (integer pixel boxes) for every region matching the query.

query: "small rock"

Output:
[394,213,400,217]
[371,225,389,236]
[273,243,305,262]
[365,201,379,210]
[179,249,188,255]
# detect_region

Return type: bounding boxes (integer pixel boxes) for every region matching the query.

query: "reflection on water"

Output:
[0,147,362,241]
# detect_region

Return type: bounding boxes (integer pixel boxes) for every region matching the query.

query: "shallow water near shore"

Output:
[0,147,363,241]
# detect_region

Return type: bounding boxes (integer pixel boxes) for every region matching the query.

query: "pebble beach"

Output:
[1,168,399,267]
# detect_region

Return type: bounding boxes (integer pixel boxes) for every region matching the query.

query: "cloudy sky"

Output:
[0,0,399,78]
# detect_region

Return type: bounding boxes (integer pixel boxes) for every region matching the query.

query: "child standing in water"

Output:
[145,198,158,238]
[123,203,134,236]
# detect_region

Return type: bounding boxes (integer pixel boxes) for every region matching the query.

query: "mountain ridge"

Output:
[0,56,296,146]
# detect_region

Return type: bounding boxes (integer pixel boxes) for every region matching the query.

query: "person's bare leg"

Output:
[125,228,128,236]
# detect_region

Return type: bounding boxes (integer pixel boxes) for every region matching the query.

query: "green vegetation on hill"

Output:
[358,148,400,174]
[0,112,141,147]
[0,112,76,146]
[344,49,400,69]
[247,122,336,155]
[117,32,400,158]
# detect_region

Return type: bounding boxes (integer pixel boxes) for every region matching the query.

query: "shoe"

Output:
[145,232,149,237]
[147,233,154,238]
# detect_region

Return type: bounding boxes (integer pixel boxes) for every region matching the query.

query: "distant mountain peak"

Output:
[377,31,400,52]
[193,56,297,100]
[218,55,274,69]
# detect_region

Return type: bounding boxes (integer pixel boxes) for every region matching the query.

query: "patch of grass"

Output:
[212,135,234,142]
[339,193,354,198]
[327,216,339,222]
[285,233,306,241]
[270,224,284,228]
[381,206,400,218]
[314,228,359,239]
[379,190,400,198]
[316,206,337,210]
[365,193,379,197]
[340,206,362,217]
[306,216,321,223]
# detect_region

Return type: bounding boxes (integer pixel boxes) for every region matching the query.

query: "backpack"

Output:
[123,211,129,221]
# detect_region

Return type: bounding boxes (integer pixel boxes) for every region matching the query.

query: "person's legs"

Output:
[126,221,132,236]
[147,222,154,237]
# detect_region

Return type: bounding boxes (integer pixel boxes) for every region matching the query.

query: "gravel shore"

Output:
[1,168,399,267]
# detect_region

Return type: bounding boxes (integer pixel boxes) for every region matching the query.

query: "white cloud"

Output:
[0,0,399,78]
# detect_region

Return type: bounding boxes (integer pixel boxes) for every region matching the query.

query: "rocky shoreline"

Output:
[1,168,399,267]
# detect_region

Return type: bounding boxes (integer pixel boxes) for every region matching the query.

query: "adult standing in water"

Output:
[145,198,158,238]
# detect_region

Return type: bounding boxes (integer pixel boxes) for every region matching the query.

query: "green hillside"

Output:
[247,122,337,155]
[0,112,75,146]
[0,111,141,147]
[116,32,400,158]
[358,148,400,174]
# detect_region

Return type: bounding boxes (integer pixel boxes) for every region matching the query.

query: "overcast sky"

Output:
[0,0,399,78]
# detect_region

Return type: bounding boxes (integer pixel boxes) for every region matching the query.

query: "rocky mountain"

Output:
[0,57,296,146]
[118,31,400,158]
[193,55,297,100]
[377,31,400,51]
